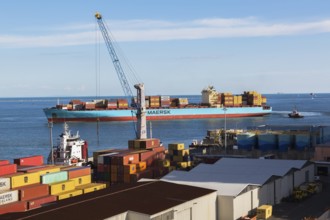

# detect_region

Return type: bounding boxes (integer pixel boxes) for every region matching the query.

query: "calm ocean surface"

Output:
[1,93,330,162]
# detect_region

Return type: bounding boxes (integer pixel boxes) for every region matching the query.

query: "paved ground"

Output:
[270,176,330,220]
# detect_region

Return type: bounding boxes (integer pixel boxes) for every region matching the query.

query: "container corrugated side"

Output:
[71,175,91,186]
[61,167,91,179]
[0,164,17,176]
[0,201,27,215]
[0,160,10,166]
[75,183,106,194]
[18,183,49,201]
[0,178,11,191]
[11,172,40,189]
[49,180,75,195]
[0,190,19,205]
[27,195,57,210]
[14,155,43,166]
[56,189,83,200]
[41,171,68,184]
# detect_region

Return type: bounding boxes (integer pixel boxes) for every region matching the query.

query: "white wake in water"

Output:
[272,111,323,117]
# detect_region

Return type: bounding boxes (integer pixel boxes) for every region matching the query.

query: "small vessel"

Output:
[47,123,88,166]
[288,107,304,118]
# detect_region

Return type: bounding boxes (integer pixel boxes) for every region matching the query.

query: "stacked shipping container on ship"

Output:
[149,96,160,108]
[242,91,265,106]
[94,138,166,185]
[0,155,105,215]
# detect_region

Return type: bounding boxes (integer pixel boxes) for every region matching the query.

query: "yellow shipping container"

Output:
[177,161,192,168]
[124,164,136,174]
[49,180,75,195]
[76,183,106,194]
[11,172,40,188]
[71,175,91,186]
[257,205,272,219]
[163,159,170,168]
[177,162,187,168]
[37,167,61,176]
[168,143,185,151]
[57,189,83,200]
[136,162,146,172]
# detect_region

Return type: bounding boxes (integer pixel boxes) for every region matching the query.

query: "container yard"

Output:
[189,125,329,160]
[0,155,106,215]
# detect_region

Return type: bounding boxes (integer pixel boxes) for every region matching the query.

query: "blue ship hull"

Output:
[44,106,272,122]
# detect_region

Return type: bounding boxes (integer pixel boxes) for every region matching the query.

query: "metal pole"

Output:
[48,121,54,165]
[224,107,227,153]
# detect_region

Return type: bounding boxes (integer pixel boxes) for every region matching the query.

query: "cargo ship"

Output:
[43,86,272,122]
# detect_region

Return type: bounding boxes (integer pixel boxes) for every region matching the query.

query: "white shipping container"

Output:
[0,190,19,205]
[0,178,11,191]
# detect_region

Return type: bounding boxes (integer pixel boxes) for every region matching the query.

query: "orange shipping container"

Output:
[111,153,139,165]
[61,166,91,179]
[28,195,57,210]
[0,201,28,215]
[18,183,49,201]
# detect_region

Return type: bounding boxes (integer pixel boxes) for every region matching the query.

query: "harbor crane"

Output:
[95,12,147,139]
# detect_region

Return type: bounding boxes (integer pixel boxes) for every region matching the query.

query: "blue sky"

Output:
[1,0,330,97]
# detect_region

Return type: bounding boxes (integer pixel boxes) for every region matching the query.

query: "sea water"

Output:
[1,93,330,162]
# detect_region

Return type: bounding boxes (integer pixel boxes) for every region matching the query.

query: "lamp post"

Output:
[223,107,227,153]
[48,121,54,165]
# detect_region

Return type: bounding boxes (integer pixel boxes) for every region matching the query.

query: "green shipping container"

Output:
[41,171,68,184]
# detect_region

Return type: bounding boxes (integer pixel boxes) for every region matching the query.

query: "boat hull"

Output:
[44,106,272,122]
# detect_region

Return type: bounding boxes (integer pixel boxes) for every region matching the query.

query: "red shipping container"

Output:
[0,201,27,215]
[14,155,43,166]
[18,184,49,201]
[28,195,57,210]
[0,163,17,176]
[0,160,10,166]
[140,150,156,161]
[62,166,91,179]
[152,146,166,153]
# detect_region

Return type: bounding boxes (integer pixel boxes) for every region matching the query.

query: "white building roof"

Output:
[161,158,308,197]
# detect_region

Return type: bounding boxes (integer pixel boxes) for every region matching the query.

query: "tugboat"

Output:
[47,123,88,166]
[288,107,304,118]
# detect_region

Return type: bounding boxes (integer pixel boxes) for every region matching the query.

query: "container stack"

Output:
[244,91,262,106]
[94,138,166,185]
[220,92,234,107]
[166,143,192,169]
[107,99,118,109]
[0,155,106,215]
[149,96,160,108]
[117,99,129,109]
[160,96,171,108]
